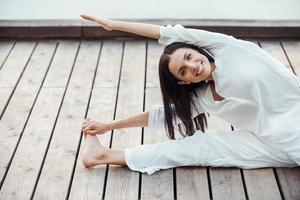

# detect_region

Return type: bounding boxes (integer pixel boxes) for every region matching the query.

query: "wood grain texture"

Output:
[276,168,300,200]
[141,41,174,200]
[69,41,123,200]
[99,41,146,200]
[0,41,14,70]
[0,88,11,118]
[0,41,57,188]
[33,41,101,200]
[43,40,79,88]
[0,88,64,200]
[0,41,36,87]
[0,38,298,199]
[0,41,35,118]
[244,169,281,200]
[282,41,300,75]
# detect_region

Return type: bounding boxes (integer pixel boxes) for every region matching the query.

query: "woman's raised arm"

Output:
[80,14,161,39]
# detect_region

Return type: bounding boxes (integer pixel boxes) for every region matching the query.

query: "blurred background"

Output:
[1,0,300,20]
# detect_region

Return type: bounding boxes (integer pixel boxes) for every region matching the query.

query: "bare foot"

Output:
[82,135,108,168]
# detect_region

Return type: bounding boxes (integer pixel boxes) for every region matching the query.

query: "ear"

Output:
[177,81,191,85]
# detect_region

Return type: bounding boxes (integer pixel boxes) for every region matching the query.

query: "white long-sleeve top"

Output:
[148,24,300,164]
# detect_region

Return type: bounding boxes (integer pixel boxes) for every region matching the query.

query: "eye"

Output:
[180,67,186,76]
[186,53,192,60]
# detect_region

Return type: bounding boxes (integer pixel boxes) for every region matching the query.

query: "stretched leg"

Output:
[82,135,126,168]
[82,130,297,174]
[124,130,297,175]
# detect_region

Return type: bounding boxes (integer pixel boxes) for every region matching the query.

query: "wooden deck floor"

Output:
[0,39,299,200]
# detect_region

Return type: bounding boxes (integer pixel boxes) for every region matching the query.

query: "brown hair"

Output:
[159,42,214,139]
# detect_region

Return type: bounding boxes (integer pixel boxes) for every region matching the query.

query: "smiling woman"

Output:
[158,42,215,138]
[167,46,215,85]
[80,15,300,175]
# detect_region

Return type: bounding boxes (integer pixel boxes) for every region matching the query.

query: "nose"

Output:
[186,63,198,75]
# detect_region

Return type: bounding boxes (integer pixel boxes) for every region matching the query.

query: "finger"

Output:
[82,121,91,129]
[80,14,89,19]
[86,130,97,135]
[82,119,94,128]
[82,119,91,126]
[83,127,90,132]
[80,14,96,21]
[83,123,95,132]
[83,124,90,132]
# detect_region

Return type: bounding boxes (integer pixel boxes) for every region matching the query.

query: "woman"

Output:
[80,14,300,175]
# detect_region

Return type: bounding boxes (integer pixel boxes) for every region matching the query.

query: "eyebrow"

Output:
[183,52,187,60]
[177,52,187,75]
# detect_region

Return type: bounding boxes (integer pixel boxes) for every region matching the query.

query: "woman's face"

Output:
[168,48,213,85]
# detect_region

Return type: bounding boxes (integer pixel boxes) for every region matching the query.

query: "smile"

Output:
[196,63,203,75]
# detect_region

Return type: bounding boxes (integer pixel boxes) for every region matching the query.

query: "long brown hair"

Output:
[159,42,214,139]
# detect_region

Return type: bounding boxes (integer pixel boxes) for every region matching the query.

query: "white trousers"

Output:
[124,130,298,175]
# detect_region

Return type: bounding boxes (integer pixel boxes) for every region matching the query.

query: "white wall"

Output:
[0,0,299,20]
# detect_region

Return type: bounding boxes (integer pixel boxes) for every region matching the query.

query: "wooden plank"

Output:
[69,41,123,199]
[282,41,300,75]
[177,167,210,200]
[0,41,79,199]
[0,41,57,188]
[263,40,300,200]
[276,168,300,200]
[207,116,246,200]
[0,88,11,118]
[43,40,80,88]
[0,88,64,199]
[238,40,282,200]
[33,41,101,200]
[143,41,161,89]
[0,41,35,117]
[104,41,146,200]
[0,41,35,87]
[140,41,174,200]
[0,41,15,70]
[243,169,281,200]
[1,42,63,199]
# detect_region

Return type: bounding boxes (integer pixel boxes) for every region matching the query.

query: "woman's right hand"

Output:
[80,14,114,31]
[82,119,112,136]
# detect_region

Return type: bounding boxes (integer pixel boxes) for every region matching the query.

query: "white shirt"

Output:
[148,24,300,164]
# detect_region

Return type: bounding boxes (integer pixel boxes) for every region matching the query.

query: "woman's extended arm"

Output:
[82,111,149,135]
[80,14,161,39]
[111,111,149,129]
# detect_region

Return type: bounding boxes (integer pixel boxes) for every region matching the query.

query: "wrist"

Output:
[108,120,118,130]
[109,20,119,31]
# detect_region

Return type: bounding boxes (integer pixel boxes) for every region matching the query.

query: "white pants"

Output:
[124,130,298,175]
